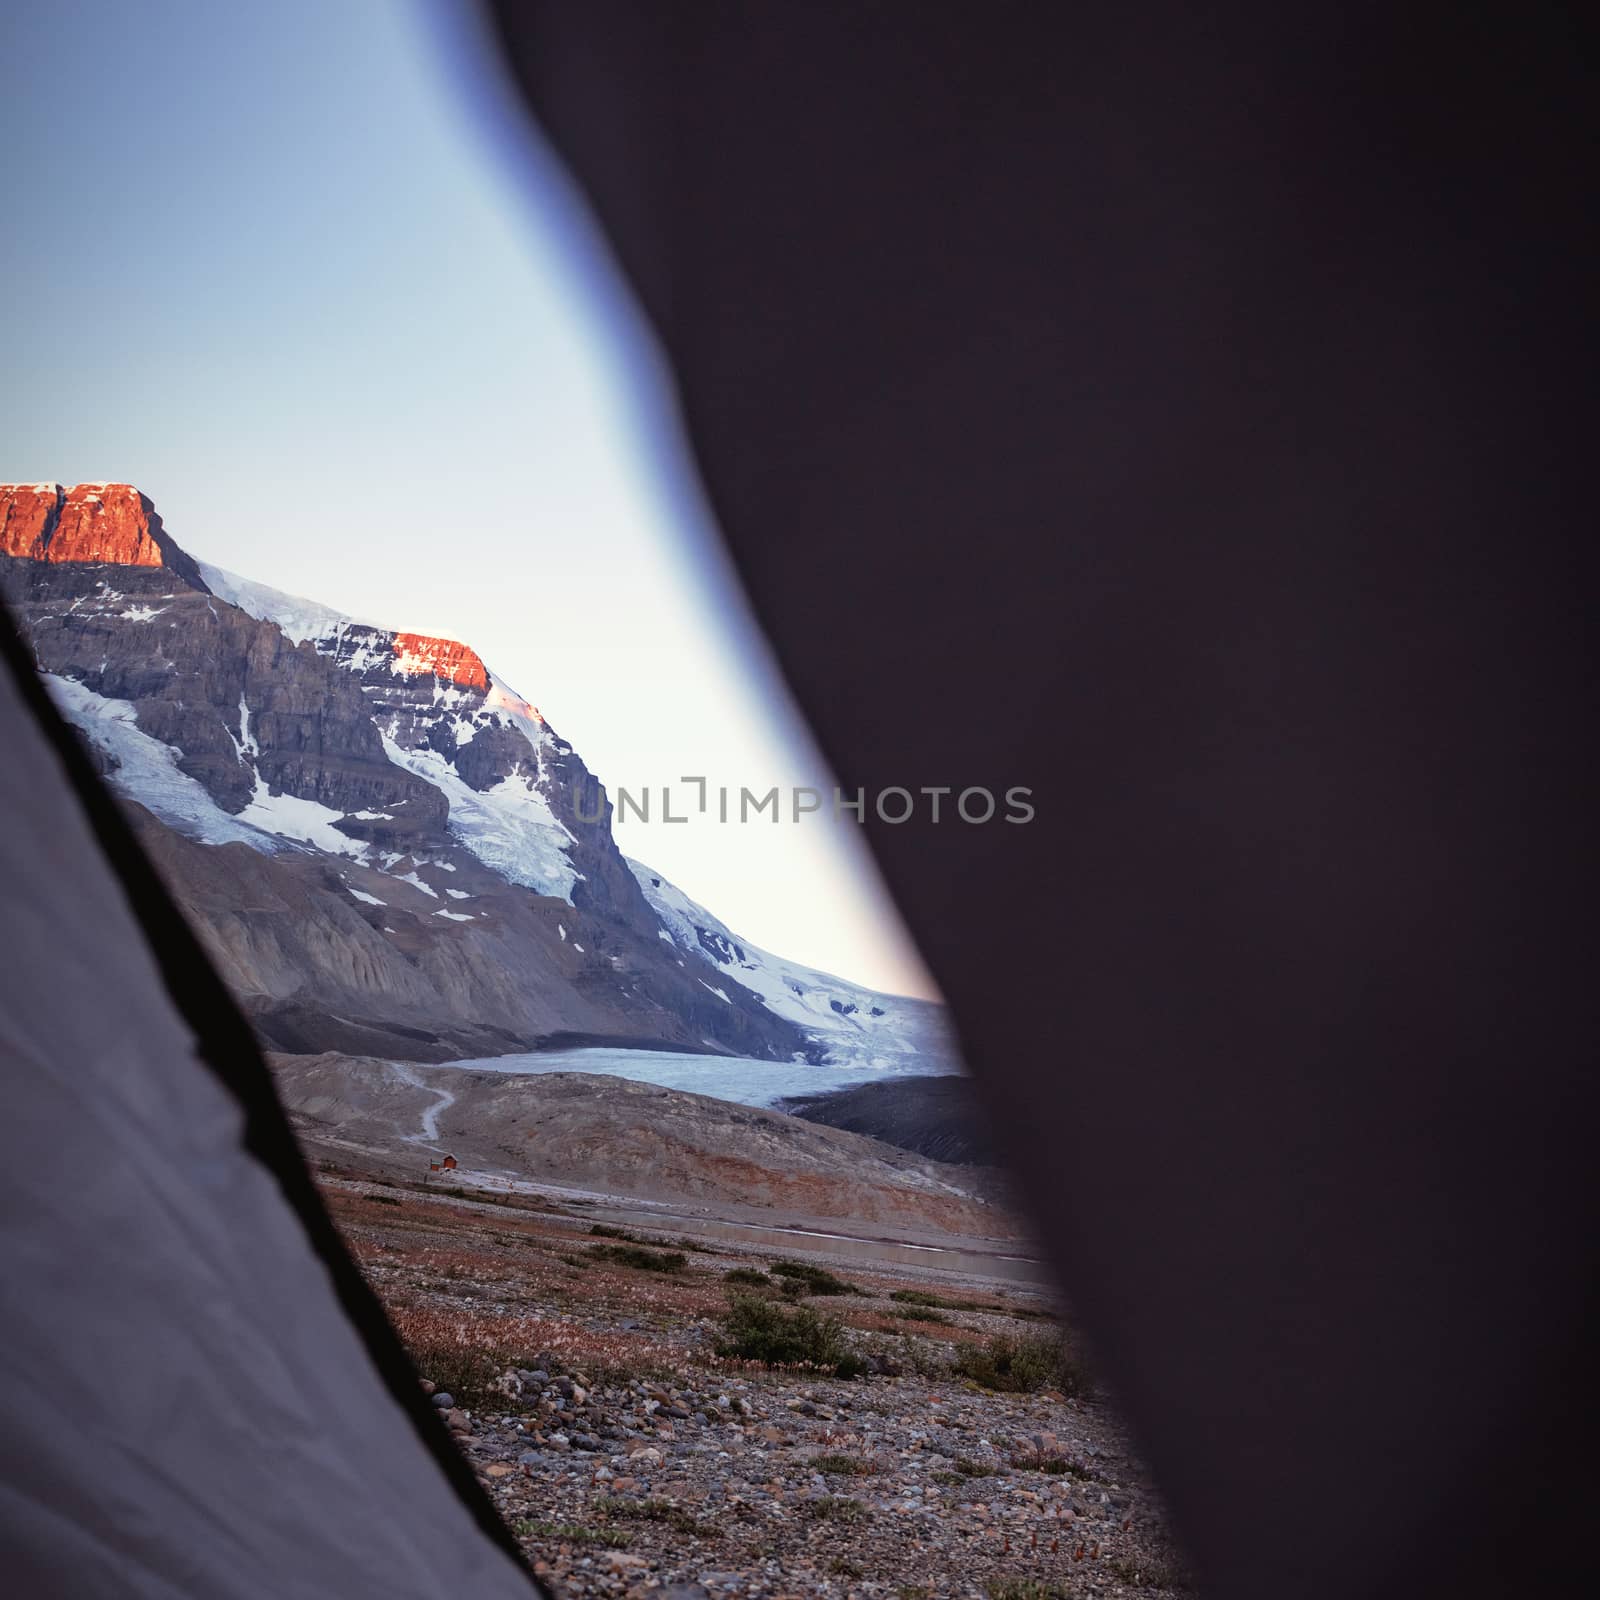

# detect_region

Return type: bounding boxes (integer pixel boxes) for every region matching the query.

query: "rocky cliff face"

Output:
[1,482,205,583]
[0,482,951,1074]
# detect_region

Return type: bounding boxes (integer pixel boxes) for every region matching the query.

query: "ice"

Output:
[434,909,474,922]
[47,674,370,862]
[45,676,270,849]
[380,732,578,902]
[346,887,386,907]
[435,1046,948,1110]
[195,561,372,644]
[237,781,364,857]
[236,694,258,757]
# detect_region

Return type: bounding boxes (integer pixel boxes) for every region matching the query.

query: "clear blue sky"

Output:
[0,0,935,998]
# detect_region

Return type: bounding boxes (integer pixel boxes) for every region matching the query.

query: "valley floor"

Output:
[319,1174,1195,1600]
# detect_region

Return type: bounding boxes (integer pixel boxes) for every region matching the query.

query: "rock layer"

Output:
[0,482,205,587]
[391,631,490,690]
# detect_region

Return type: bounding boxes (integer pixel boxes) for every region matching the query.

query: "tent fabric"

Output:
[482,5,1595,1597]
[0,609,542,1597]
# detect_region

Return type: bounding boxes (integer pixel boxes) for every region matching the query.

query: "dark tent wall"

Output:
[0,614,541,1596]
[482,5,1596,1597]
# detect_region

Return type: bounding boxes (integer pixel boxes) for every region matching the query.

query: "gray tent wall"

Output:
[0,613,542,1597]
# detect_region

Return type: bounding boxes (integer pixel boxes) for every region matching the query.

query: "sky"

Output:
[0,0,936,999]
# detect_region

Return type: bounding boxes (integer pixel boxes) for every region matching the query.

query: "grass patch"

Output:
[514,1519,631,1550]
[1012,1453,1102,1481]
[953,1332,1091,1396]
[769,1260,865,1297]
[723,1266,771,1287]
[889,1287,1058,1320]
[715,1293,866,1377]
[811,1453,877,1476]
[894,1304,950,1324]
[986,1582,1070,1600]
[423,1186,522,1208]
[803,1495,867,1523]
[398,1323,514,1410]
[593,1496,719,1539]
[1104,1555,1192,1591]
[888,1287,992,1314]
[588,1244,688,1273]
[588,1223,640,1241]
[368,1193,404,1206]
[951,1457,996,1478]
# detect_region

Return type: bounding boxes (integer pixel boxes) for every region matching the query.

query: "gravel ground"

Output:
[324,1175,1195,1599]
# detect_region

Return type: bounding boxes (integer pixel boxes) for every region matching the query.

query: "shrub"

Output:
[588,1223,639,1241]
[894,1304,949,1324]
[723,1266,771,1287]
[811,1453,877,1476]
[593,1496,718,1539]
[714,1292,866,1377]
[515,1519,630,1550]
[588,1244,688,1273]
[1011,1453,1101,1480]
[1103,1554,1192,1591]
[803,1495,867,1523]
[769,1260,863,1296]
[953,1332,1091,1397]
[399,1324,514,1411]
[888,1287,989,1313]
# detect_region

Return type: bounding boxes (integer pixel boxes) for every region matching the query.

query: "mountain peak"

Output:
[1,482,205,588]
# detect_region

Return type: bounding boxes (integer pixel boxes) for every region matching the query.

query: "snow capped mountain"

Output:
[629,859,958,1072]
[1,481,957,1077]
